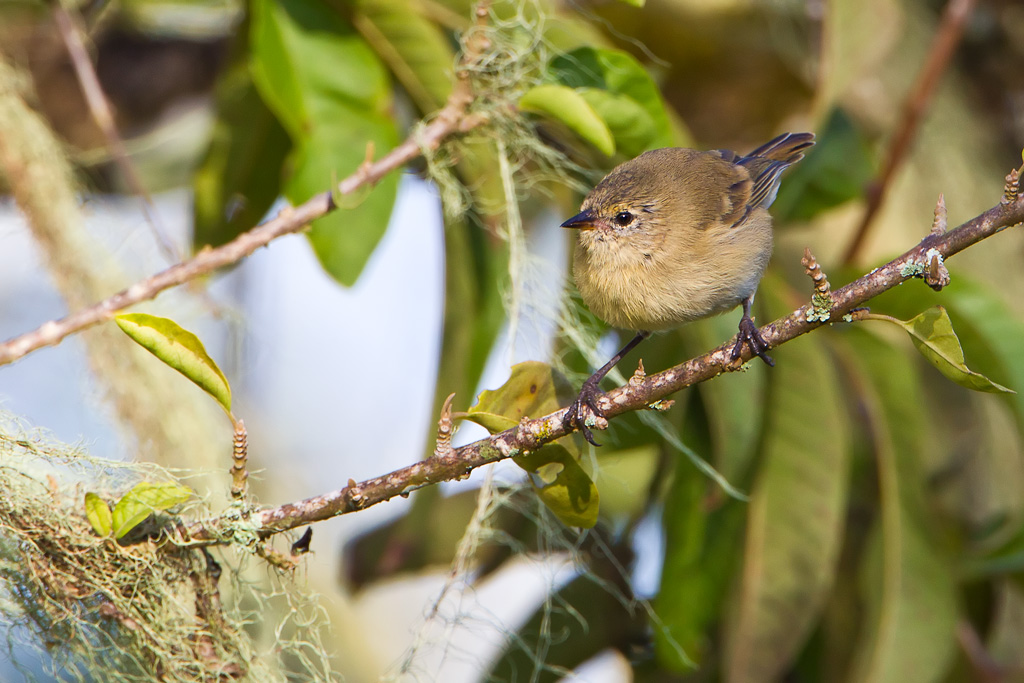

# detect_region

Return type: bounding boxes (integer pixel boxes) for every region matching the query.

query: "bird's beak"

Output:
[561,209,597,230]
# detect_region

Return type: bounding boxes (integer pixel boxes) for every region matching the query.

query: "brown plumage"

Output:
[562,132,815,444]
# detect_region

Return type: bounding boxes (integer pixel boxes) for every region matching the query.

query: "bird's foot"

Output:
[562,376,608,446]
[731,313,774,367]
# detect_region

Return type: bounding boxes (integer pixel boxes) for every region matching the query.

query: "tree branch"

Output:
[841,0,978,265]
[186,185,1024,543]
[53,3,181,264]
[0,4,489,368]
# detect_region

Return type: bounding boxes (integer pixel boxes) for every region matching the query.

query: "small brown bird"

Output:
[562,132,815,444]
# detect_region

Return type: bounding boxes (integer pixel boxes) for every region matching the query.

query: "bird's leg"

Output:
[564,331,650,446]
[731,295,774,366]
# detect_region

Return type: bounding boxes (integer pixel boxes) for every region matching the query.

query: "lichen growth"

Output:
[479,444,504,461]
[806,291,834,323]
[900,261,926,278]
[0,419,329,681]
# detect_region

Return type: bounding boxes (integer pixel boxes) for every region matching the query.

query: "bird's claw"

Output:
[732,314,775,367]
[563,377,606,446]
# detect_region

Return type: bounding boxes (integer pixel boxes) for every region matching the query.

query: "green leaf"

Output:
[844,329,958,683]
[592,445,659,521]
[654,461,745,669]
[250,0,400,285]
[111,481,193,539]
[193,47,291,250]
[549,47,673,154]
[865,276,1024,429]
[250,0,391,137]
[515,445,599,528]
[725,331,850,682]
[884,306,1014,394]
[520,84,616,156]
[287,114,400,285]
[772,107,874,223]
[618,0,645,5]
[84,492,112,537]
[687,315,767,485]
[115,313,232,412]
[353,0,455,113]
[576,88,658,159]
[941,280,1024,429]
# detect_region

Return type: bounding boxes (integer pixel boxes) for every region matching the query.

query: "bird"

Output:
[561,131,815,444]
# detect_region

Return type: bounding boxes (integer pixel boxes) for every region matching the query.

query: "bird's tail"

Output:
[744,131,816,164]
[737,132,815,208]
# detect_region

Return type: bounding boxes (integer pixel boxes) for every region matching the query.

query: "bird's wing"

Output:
[721,171,754,228]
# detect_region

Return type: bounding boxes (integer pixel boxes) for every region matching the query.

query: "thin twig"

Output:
[184,191,1024,543]
[955,621,1005,682]
[52,4,181,263]
[841,0,978,265]
[0,4,489,368]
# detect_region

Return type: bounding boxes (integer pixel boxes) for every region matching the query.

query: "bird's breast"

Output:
[572,217,771,331]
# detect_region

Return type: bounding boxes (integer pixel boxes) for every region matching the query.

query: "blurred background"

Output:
[2,0,1024,681]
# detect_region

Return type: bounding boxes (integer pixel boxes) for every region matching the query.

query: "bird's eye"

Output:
[613,211,634,227]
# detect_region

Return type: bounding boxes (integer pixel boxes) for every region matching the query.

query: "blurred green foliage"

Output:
[4,0,1024,680]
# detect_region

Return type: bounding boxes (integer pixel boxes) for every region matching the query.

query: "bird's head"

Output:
[565,164,667,239]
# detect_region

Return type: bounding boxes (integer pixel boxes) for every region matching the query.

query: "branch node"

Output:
[924,247,951,290]
[255,543,298,571]
[1002,168,1020,204]
[802,247,834,322]
[930,193,948,236]
[229,419,248,500]
[459,112,490,132]
[844,307,871,323]
[629,360,646,386]
[647,399,674,412]
[433,393,457,458]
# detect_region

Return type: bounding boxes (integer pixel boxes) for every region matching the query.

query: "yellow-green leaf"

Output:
[890,307,1014,394]
[466,361,573,428]
[464,363,592,524]
[115,313,232,412]
[516,445,599,528]
[111,481,193,539]
[84,492,112,537]
[519,84,616,156]
[458,411,517,434]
